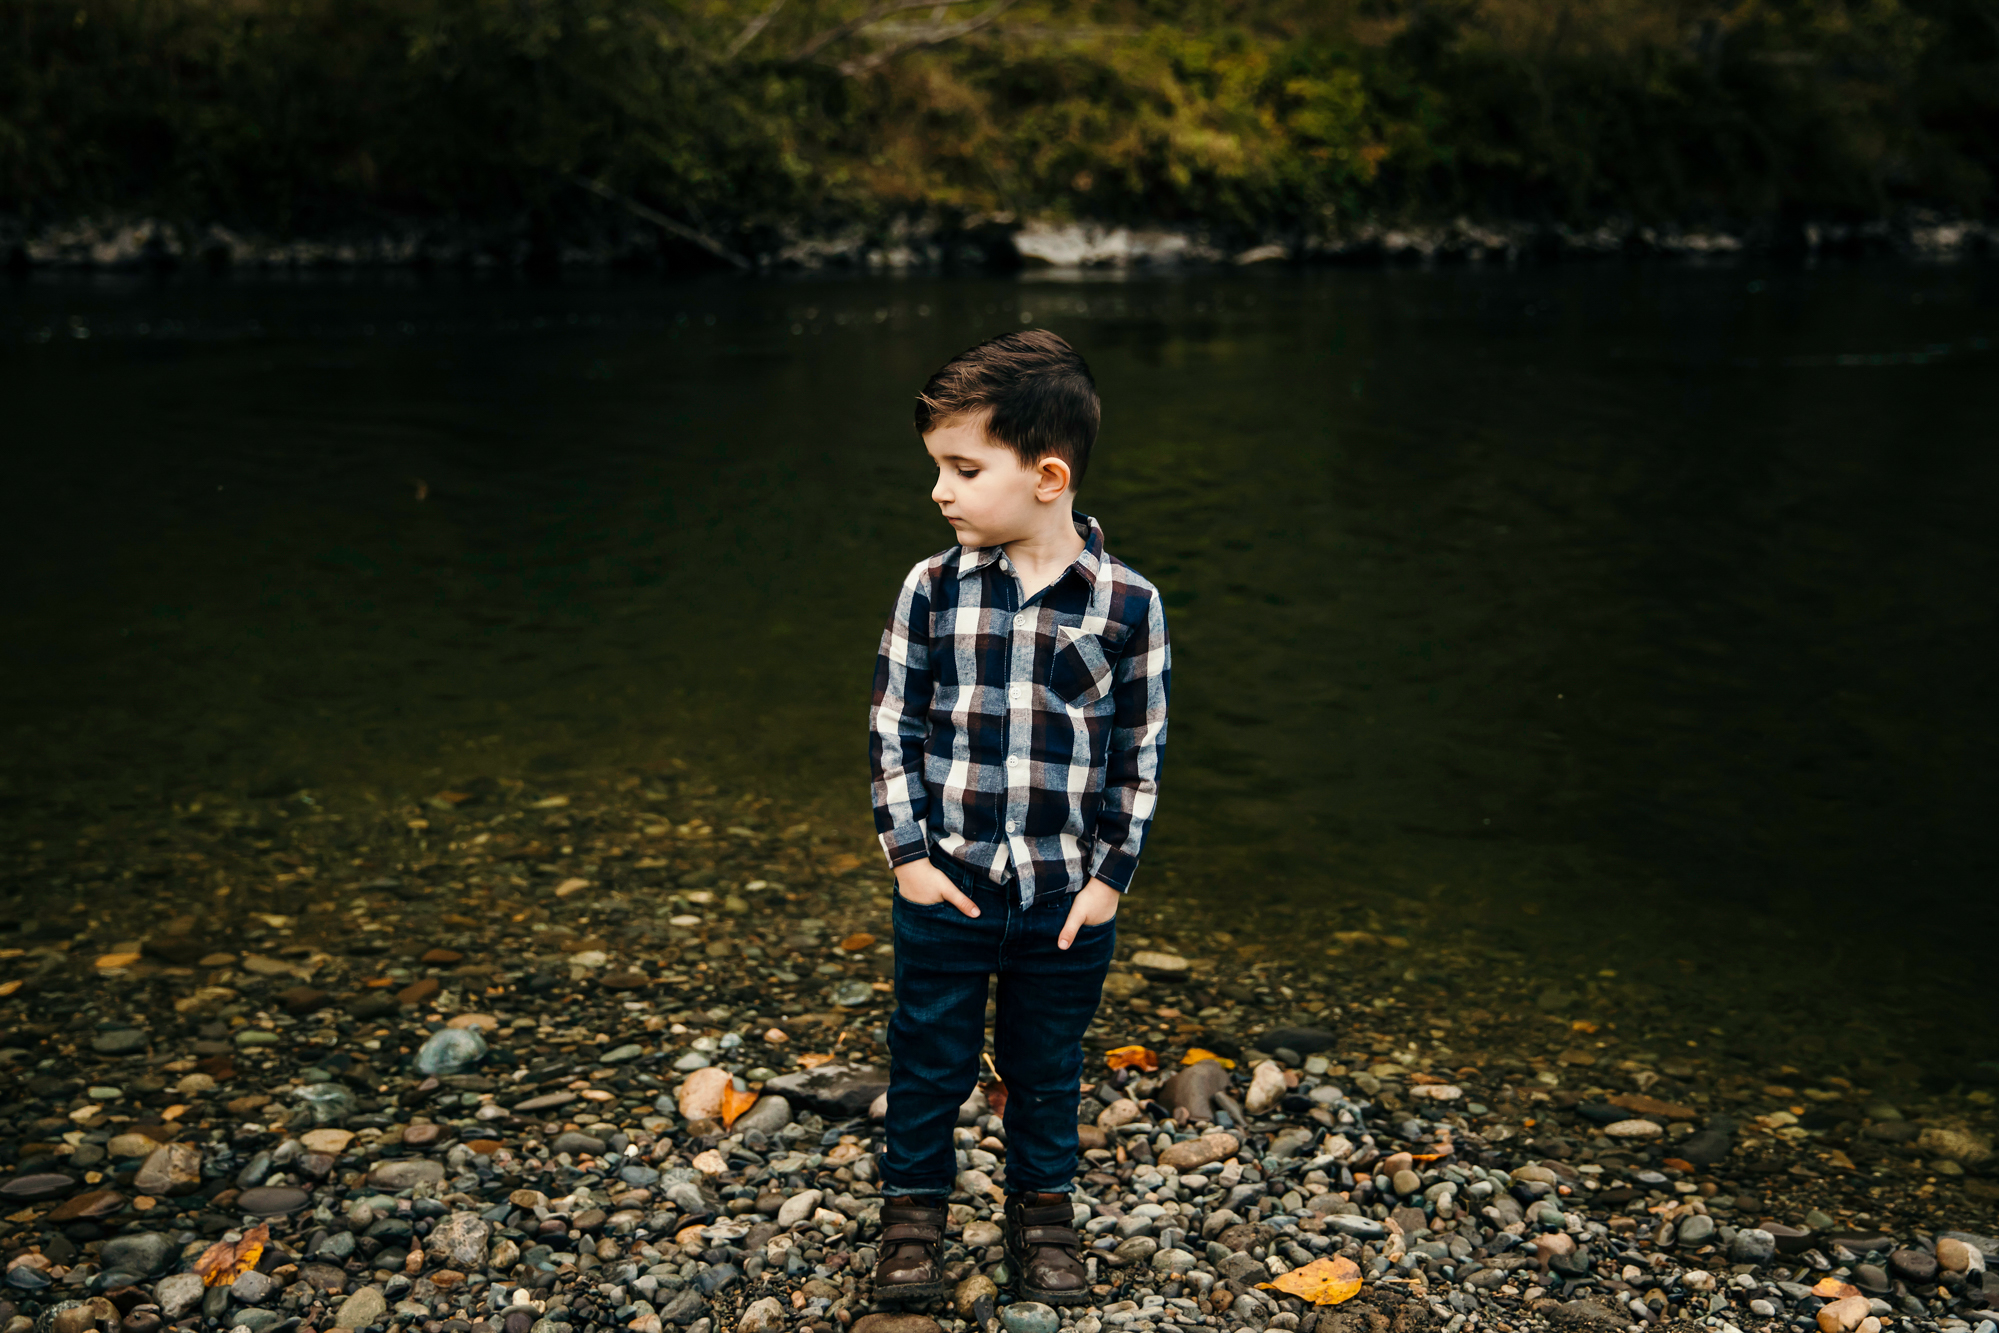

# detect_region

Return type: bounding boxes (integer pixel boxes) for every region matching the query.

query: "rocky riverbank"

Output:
[3,770,1997,1333]
[4,212,1994,275]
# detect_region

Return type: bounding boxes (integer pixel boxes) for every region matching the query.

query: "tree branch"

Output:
[786,0,983,64]
[724,0,787,59]
[833,0,1020,75]
[571,175,752,270]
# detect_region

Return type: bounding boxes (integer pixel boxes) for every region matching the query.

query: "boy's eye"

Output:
[957,469,979,479]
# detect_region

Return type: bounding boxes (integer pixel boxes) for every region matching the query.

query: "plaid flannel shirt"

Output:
[868,511,1171,907]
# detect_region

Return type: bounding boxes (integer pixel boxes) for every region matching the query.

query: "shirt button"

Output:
[1006,820,1017,832]
[1007,756,1022,768]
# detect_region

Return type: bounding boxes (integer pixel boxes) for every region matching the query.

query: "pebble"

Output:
[367,1159,445,1190]
[413,1025,487,1075]
[1731,1228,1778,1264]
[679,1066,732,1121]
[90,1029,148,1054]
[3,783,1989,1333]
[1938,1237,1981,1274]
[1244,1060,1286,1115]
[1604,1118,1664,1139]
[1157,1131,1238,1170]
[1000,1302,1060,1333]
[236,1186,310,1215]
[333,1286,387,1329]
[132,1143,202,1196]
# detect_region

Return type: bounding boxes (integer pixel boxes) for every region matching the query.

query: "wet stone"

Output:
[0,1174,75,1202]
[850,1317,940,1333]
[92,1030,148,1055]
[133,1143,202,1196]
[414,1026,487,1076]
[368,1159,446,1190]
[98,1232,174,1276]
[237,1185,311,1215]
[999,1304,1059,1333]
[46,1189,125,1222]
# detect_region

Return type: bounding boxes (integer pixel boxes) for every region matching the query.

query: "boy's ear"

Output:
[1035,456,1073,501]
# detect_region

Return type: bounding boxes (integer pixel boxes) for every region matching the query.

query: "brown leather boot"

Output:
[1004,1191,1090,1305]
[872,1195,950,1303]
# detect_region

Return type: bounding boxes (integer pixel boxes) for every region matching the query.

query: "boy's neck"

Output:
[1000,501,1085,599]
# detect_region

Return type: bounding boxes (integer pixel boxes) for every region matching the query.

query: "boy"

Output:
[866,329,1171,1306]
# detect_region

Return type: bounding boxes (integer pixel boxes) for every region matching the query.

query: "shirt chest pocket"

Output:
[1048,624,1127,708]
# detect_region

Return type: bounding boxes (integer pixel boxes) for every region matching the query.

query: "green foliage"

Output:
[1,0,1991,240]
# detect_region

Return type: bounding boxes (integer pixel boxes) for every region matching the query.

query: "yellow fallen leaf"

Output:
[195,1223,268,1286]
[1259,1255,1364,1306]
[1183,1048,1236,1070]
[162,1104,189,1121]
[1813,1279,1861,1300]
[1106,1045,1158,1072]
[0,980,22,996]
[95,952,143,970]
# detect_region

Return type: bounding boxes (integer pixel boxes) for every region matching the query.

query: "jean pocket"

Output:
[1048,625,1123,707]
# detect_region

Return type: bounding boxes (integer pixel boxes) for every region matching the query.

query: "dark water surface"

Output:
[5,263,1996,1069]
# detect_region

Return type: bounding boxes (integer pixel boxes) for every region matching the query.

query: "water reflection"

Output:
[3,262,1994,1070]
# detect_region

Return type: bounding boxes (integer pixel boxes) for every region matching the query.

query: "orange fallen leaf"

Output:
[195,1223,268,1286]
[981,1078,1009,1118]
[1409,1150,1453,1163]
[0,980,22,996]
[95,952,143,970]
[719,1084,760,1129]
[838,933,876,952]
[797,1053,836,1070]
[1106,1045,1157,1072]
[1183,1048,1236,1070]
[1259,1255,1363,1306]
[1661,1157,1697,1173]
[1571,1019,1600,1034]
[1813,1279,1861,1300]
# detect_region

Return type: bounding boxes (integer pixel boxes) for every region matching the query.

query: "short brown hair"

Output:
[914,329,1100,485]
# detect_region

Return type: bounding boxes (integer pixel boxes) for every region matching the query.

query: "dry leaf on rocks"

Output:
[1105,1045,1157,1071]
[838,933,876,952]
[1183,1047,1236,1069]
[719,1084,760,1129]
[981,1078,1009,1118]
[1259,1256,1364,1306]
[1812,1279,1862,1300]
[195,1224,268,1286]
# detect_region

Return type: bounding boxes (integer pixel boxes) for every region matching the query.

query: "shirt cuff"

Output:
[879,823,930,869]
[1089,843,1138,893]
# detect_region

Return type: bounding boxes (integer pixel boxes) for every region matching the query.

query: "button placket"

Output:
[1003,598,1035,903]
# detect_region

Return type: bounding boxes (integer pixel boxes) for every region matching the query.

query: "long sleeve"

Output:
[868,560,936,868]
[1088,587,1170,892]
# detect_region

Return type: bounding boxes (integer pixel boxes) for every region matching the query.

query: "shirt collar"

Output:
[956,511,1106,590]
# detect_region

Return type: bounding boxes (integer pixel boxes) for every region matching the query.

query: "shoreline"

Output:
[2,768,1996,1333]
[4,213,1994,276]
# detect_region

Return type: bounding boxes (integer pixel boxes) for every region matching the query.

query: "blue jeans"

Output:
[880,852,1117,1197]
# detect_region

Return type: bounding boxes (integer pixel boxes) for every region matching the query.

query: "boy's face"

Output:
[924,415,1068,548]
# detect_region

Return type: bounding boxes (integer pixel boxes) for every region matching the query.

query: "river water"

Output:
[4,262,1995,1078]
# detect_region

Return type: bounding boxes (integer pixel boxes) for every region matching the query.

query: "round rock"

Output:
[413,1026,487,1076]
[1604,1119,1664,1139]
[237,1186,310,1215]
[999,1302,1060,1333]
